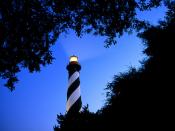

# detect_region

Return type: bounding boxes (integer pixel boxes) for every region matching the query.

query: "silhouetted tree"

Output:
[54,1,174,130]
[0,0,60,90]
[54,105,103,130]
[101,1,175,129]
[52,0,165,46]
[0,0,165,90]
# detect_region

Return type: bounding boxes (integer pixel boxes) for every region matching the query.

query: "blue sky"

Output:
[0,5,167,131]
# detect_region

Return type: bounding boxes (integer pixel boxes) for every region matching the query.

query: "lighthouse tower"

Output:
[66,56,82,114]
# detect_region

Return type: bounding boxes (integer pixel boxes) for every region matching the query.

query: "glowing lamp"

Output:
[70,56,78,63]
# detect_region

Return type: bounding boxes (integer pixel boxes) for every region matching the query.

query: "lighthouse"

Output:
[66,56,82,114]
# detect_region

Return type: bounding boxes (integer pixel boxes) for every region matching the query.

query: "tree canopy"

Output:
[0,0,168,90]
[0,0,59,90]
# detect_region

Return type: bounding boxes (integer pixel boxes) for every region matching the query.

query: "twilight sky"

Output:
[0,5,166,131]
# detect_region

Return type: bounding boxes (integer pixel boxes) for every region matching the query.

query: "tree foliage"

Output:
[0,0,59,90]
[54,105,103,130]
[0,0,167,90]
[53,0,164,46]
[54,1,174,130]
[0,0,165,90]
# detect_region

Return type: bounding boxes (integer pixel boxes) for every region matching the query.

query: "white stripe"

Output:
[68,71,79,88]
[66,86,81,112]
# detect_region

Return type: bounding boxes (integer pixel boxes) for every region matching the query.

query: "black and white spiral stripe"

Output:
[66,71,82,113]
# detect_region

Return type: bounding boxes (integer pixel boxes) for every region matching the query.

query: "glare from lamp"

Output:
[70,56,78,62]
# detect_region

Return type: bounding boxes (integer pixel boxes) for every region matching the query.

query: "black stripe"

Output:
[67,78,80,99]
[68,70,75,78]
[67,96,82,114]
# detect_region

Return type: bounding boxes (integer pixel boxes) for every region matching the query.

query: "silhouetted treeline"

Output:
[0,0,165,90]
[54,1,174,130]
